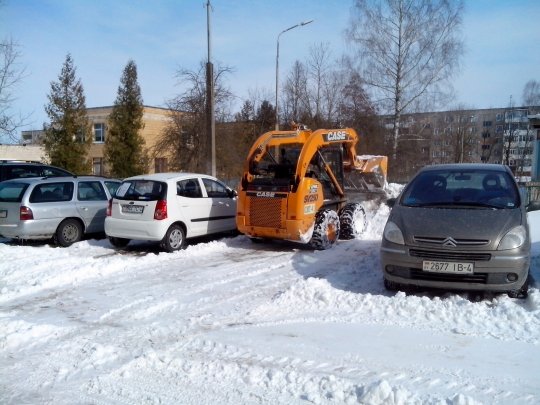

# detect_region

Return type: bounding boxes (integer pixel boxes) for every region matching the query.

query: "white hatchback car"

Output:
[105,173,237,251]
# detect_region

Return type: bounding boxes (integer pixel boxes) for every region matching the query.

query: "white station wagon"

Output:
[105,173,237,251]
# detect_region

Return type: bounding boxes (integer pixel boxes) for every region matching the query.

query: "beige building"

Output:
[87,106,173,176]
[21,106,175,176]
[0,144,46,161]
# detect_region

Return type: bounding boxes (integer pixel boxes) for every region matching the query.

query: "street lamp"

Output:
[275,19,314,131]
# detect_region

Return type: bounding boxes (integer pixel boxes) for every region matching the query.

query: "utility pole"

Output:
[206,0,216,176]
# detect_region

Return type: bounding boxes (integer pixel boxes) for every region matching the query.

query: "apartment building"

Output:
[388,106,539,182]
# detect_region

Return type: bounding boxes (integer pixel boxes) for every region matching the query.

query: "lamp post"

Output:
[275,20,313,131]
[206,0,216,176]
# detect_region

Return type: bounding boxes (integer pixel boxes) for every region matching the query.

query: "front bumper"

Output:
[380,242,530,293]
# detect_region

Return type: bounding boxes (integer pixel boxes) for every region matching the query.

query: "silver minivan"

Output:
[380,164,531,298]
[0,176,121,246]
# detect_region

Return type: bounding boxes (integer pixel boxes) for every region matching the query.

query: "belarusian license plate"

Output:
[121,204,144,214]
[0,210,6,218]
[422,260,474,274]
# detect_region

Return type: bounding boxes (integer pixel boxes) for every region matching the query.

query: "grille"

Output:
[413,236,489,247]
[410,270,488,284]
[248,197,283,228]
[409,249,491,262]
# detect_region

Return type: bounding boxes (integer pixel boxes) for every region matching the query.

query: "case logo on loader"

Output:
[325,131,348,142]
[256,191,276,198]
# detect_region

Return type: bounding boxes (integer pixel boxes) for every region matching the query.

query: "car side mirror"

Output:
[386,197,396,208]
[228,188,238,198]
[526,200,540,212]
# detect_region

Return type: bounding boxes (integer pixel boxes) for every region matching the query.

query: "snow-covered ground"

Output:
[1,188,540,405]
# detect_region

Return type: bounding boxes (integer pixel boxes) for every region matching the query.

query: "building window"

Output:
[94,123,105,143]
[496,113,503,122]
[92,158,103,176]
[155,158,168,173]
[482,120,492,127]
[496,125,503,133]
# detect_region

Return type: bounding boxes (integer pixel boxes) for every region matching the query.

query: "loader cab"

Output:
[248,144,303,187]
[309,147,344,200]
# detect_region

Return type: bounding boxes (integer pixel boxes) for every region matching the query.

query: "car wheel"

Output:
[507,274,530,299]
[339,203,366,240]
[55,219,83,247]
[109,236,130,248]
[309,209,340,250]
[160,224,186,252]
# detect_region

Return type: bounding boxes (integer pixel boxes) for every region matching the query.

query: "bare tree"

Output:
[346,0,464,165]
[522,80,540,107]
[153,62,233,173]
[0,37,28,142]
[306,43,332,124]
[282,61,309,125]
[447,105,478,163]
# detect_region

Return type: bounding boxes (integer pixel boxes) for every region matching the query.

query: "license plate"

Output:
[422,260,474,274]
[122,204,144,214]
[0,210,6,218]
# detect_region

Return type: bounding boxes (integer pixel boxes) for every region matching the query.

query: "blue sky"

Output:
[1,0,540,136]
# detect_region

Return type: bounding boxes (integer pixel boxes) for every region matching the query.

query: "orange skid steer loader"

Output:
[236,126,388,249]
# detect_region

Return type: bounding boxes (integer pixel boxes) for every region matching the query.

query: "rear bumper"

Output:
[0,219,59,240]
[380,243,530,292]
[237,215,313,243]
[105,217,169,241]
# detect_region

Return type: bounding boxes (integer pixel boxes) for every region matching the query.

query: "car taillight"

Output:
[107,199,112,216]
[154,200,167,220]
[20,206,34,220]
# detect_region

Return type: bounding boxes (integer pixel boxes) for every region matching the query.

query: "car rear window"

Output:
[115,180,167,201]
[0,182,29,202]
[3,165,42,180]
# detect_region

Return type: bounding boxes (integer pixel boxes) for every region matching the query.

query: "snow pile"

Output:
[1,188,539,405]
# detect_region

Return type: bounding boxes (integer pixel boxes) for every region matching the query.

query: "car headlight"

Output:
[498,225,527,250]
[383,221,405,245]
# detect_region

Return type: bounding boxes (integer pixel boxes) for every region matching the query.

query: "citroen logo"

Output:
[442,237,458,247]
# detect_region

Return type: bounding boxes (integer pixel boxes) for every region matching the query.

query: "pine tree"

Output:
[105,60,147,178]
[43,54,91,174]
